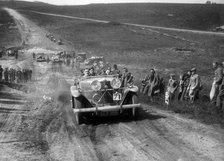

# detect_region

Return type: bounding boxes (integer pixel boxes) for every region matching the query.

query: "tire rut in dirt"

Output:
[88,125,105,161]
[13,101,59,160]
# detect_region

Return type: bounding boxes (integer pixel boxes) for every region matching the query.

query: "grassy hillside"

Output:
[20,10,224,77]
[18,3,224,31]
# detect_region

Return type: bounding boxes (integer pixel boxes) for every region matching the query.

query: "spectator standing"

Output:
[187,68,201,103]
[0,65,3,82]
[165,73,178,105]
[121,67,133,87]
[4,68,9,82]
[178,71,191,101]
[142,69,160,102]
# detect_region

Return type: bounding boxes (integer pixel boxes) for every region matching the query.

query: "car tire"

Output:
[75,112,83,125]
[72,96,83,125]
[131,94,139,119]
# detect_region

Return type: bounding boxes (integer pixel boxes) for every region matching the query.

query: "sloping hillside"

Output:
[16,3,224,30]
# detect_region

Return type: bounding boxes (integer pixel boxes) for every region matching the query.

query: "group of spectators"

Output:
[80,60,224,115]
[0,65,32,84]
[163,67,202,105]
[141,61,224,115]
[141,67,202,105]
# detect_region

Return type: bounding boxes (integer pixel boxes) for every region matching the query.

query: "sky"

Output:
[14,0,224,5]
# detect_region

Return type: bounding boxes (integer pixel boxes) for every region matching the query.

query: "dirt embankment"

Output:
[0,8,223,161]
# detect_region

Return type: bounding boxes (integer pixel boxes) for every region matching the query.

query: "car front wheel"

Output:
[72,96,83,125]
[131,94,139,118]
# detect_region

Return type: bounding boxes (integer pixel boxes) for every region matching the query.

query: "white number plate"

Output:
[113,92,122,101]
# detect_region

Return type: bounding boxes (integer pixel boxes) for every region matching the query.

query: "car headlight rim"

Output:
[110,78,121,89]
[90,80,101,91]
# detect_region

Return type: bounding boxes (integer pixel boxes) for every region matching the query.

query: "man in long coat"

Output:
[187,68,201,103]
[142,69,160,101]
[121,67,133,87]
[210,62,223,102]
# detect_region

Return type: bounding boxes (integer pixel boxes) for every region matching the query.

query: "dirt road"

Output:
[0,8,224,161]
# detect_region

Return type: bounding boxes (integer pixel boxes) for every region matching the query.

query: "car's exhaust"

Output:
[73,104,141,113]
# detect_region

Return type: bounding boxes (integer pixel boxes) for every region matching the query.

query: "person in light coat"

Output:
[187,68,201,103]
[165,73,178,105]
[210,62,223,102]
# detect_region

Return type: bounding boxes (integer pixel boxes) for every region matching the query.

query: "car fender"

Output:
[124,85,139,93]
[72,94,93,109]
[121,86,139,105]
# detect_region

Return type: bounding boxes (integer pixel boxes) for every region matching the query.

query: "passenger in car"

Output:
[89,68,96,76]
[106,66,113,75]
[83,68,89,77]
[111,64,121,77]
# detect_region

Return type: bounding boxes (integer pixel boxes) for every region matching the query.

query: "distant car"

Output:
[7,49,16,56]
[58,39,63,45]
[36,54,46,62]
[52,55,63,63]
[213,26,224,32]
[6,46,21,57]
[70,75,141,124]
[46,33,50,38]
[76,53,87,63]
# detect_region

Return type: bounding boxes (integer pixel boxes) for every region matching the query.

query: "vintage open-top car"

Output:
[36,53,46,62]
[70,75,141,124]
[51,54,63,63]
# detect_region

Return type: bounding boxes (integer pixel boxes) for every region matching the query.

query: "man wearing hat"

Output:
[187,68,201,103]
[142,68,160,102]
[215,61,224,115]
[0,65,3,82]
[83,68,89,77]
[98,61,106,75]
[178,71,191,101]
[165,73,178,105]
[210,61,223,103]
[121,67,133,87]
[111,64,121,77]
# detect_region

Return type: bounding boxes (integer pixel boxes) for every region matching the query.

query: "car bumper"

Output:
[73,104,141,113]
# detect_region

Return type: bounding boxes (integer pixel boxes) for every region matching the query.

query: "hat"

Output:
[170,73,175,76]
[190,67,196,72]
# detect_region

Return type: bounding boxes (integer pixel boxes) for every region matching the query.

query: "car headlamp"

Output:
[110,78,121,89]
[70,86,81,97]
[90,80,101,91]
